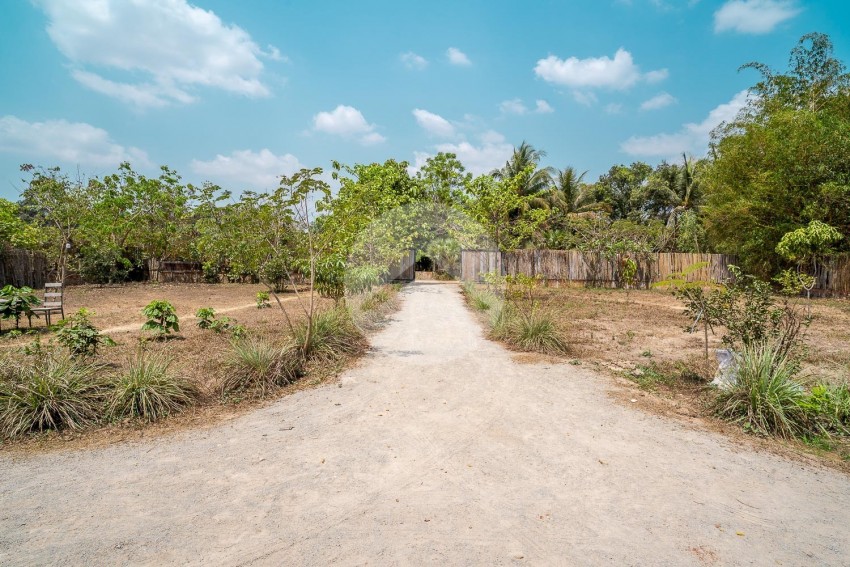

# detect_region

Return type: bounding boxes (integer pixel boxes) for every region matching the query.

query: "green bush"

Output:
[141,300,179,337]
[801,382,850,436]
[220,336,302,397]
[256,291,271,309]
[0,351,106,438]
[195,307,243,337]
[108,350,199,422]
[55,309,115,357]
[0,285,41,329]
[195,307,216,329]
[294,308,367,364]
[714,343,808,439]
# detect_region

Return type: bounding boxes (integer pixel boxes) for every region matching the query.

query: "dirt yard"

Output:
[1,282,849,565]
[0,282,322,389]
[526,285,850,464]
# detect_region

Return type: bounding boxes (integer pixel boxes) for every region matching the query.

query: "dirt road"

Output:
[2,282,848,565]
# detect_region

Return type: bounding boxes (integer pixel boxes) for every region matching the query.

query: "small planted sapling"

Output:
[195,307,216,329]
[256,291,271,309]
[142,300,179,337]
[56,308,115,357]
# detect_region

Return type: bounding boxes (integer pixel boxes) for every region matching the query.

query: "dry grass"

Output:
[0,283,396,449]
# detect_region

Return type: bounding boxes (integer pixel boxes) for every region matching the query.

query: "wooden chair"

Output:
[32,283,65,326]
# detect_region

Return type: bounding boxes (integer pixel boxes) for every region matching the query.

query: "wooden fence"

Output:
[461,249,735,287]
[0,247,48,288]
[812,255,850,297]
[147,259,205,283]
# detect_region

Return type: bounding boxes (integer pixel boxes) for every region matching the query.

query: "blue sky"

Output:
[1,0,848,199]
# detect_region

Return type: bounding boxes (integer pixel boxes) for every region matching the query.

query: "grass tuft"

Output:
[714,342,808,439]
[220,336,302,397]
[108,350,199,422]
[0,351,106,438]
[295,308,367,364]
[490,304,568,355]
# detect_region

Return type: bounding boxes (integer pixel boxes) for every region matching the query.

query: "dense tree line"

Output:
[1,33,847,286]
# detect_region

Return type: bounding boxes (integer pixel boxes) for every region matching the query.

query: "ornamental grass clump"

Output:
[107,349,199,422]
[294,307,367,365]
[0,351,106,438]
[491,304,568,355]
[714,342,808,439]
[220,336,302,397]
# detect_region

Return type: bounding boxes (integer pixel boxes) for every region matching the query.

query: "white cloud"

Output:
[447,47,472,66]
[433,130,513,175]
[499,99,555,115]
[35,0,278,107]
[714,0,801,34]
[535,100,554,114]
[534,48,666,90]
[605,103,624,114]
[412,109,455,138]
[572,91,599,106]
[640,92,678,111]
[644,69,669,83]
[190,149,302,190]
[400,51,428,70]
[621,90,750,158]
[499,99,528,115]
[312,105,385,145]
[0,115,150,168]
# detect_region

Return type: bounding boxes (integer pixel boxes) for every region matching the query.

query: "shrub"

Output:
[108,350,199,422]
[220,337,302,397]
[195,307,243,337]
[714,343,808,439]
[55,309,115,357]
[256,291,271,309]
[0,285,41,329]
[0,351,106,438]
[294,308,367,364]
[195,307,216,329]
[801,382,850,436]
[142,300,180,336]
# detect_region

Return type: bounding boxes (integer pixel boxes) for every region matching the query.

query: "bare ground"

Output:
[1,281,849,565]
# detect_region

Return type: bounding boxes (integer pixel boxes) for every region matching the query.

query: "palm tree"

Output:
[491,141,554,197]
[545,166,588,213]
[667,153,702,227]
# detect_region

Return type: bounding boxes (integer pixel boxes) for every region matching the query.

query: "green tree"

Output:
[491,141,555,199]
[0,199,41,249]
[704,34,850,276]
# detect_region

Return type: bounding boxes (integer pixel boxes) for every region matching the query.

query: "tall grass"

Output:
[220,336,302,397]
[490,304,569,355]
[294,307,367,364]
[0,351,106,438]
[714,343,808,439]
[108,350,199,422]
[350,286,400,331]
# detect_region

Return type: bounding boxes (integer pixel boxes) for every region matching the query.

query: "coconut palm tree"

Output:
[491,141,554,197]
[544,166,588,213]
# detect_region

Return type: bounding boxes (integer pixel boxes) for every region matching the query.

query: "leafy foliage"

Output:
[55,308,115,357]
[141,300,179,336]
[0,285,41,329]
[255,291,271,309]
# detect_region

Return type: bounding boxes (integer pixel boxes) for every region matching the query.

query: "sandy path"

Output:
[1,282,848,565]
